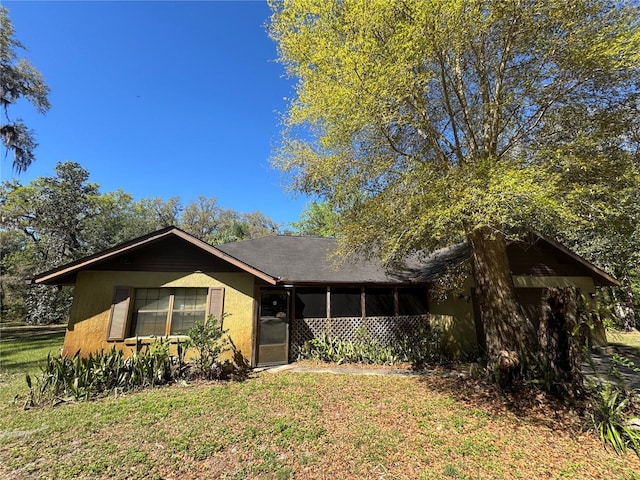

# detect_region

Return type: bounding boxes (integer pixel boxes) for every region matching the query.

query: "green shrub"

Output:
[394,324,446,368]
[298,325,447,368]
[24,316,252,406]
[590,383,640,456]
[586,353,640,456]
[186,316,232,379]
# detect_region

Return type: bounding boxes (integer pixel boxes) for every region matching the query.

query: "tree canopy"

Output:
[270,0,640,258]
[0,161,281,323]
[291,200,339,237]
[270,0,640,381]
[0,6,50,172]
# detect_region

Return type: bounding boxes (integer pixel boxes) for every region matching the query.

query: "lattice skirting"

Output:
[290,314,430,361]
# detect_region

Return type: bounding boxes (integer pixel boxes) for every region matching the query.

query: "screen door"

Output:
[257,290,289,366]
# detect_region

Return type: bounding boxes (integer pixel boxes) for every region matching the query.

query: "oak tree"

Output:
[0,6,50,172]
[269,0,640,381]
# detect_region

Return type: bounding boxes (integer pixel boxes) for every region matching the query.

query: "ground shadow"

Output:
[0,325,66,341]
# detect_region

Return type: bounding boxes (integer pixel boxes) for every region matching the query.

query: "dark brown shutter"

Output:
[106,287,132,341]
[207,287,225,322]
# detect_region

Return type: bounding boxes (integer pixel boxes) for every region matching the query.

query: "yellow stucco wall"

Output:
[63,271,256,362]
[429,275,606,359]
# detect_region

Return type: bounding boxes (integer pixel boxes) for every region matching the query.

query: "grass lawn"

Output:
[1,327,639,479]
[608,329,640,354]
[0,324,66,374]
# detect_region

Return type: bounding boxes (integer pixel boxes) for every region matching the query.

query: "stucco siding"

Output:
[428,275,603,359]
[63,270,256,361]
[512,275,596,292]
[429,294,477,360]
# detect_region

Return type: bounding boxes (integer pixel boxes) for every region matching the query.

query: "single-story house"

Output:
[33,227,618,367]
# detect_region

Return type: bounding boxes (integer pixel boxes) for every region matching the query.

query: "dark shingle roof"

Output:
[33,227,617,287]
[216,236,466,284]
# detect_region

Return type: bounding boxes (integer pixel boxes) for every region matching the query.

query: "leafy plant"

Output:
[586,353,640,456]
[590,383,640,456]
[25,345,181,406]
[394,324,446,368]
[298,325,447,368]
[185,315,231,379]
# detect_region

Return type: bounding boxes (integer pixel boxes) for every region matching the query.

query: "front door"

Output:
[257,290,289,366]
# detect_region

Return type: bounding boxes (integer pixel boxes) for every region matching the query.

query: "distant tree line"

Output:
[0,161,281,324]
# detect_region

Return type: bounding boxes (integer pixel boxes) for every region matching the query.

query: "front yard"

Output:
[1,327,639,479]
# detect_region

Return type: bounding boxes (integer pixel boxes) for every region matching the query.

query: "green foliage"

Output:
[0,6,50,172]
[270,0,640,387]
[180,198,280,245]
[590,383,640,456]
[298,325,446,368]
[270,0,640,260]
[22,319,251,406]
[587,354,640,456]
[186,316,232,380]
[299,331,398,365]
[290,200,339,237]
[25,346,180,406]
[394,324,447,368]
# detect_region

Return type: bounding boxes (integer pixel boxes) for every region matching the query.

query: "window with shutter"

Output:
[131,288,209,336]
[107,287,132,341]
[113,287,221,340]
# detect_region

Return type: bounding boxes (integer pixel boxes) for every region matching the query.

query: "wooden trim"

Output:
[393,288,399,316]
[207,287,225,324]
[171,229,277,285]
[165,293,176,336]
[33,227,278,286]
[106,287,132,341]
[251,283,260,368]
[534,233,620,287]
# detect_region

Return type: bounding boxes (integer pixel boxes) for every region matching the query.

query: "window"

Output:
[106,286,224,340]
[365,288,395,316]
[132,288,208,336]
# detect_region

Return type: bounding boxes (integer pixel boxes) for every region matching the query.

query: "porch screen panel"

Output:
[398,287,428,315]
[133,288,170,336]
[170,288,208,334]
[365,288,394,317]
[295,288,327,318]
[331,287,361,317]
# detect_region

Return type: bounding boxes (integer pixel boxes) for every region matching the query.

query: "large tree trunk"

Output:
[467,227,535,382]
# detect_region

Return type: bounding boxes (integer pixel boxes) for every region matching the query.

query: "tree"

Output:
[181,196,224,240]
[291,201,339,237]
[180,198,281,245]
[542,105,640,330]
[269,0,640,383]
[139,196,182,230]
[0,162,153,323]
[0,6,50,172]
[1,162,99,323]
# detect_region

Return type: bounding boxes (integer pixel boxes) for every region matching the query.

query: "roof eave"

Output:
[535,233,620,287]
[33,227,278,286]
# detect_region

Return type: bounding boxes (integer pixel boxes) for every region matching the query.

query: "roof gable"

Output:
[33,227,277,285]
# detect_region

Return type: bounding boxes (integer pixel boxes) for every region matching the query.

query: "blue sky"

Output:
[1,0,310,228]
